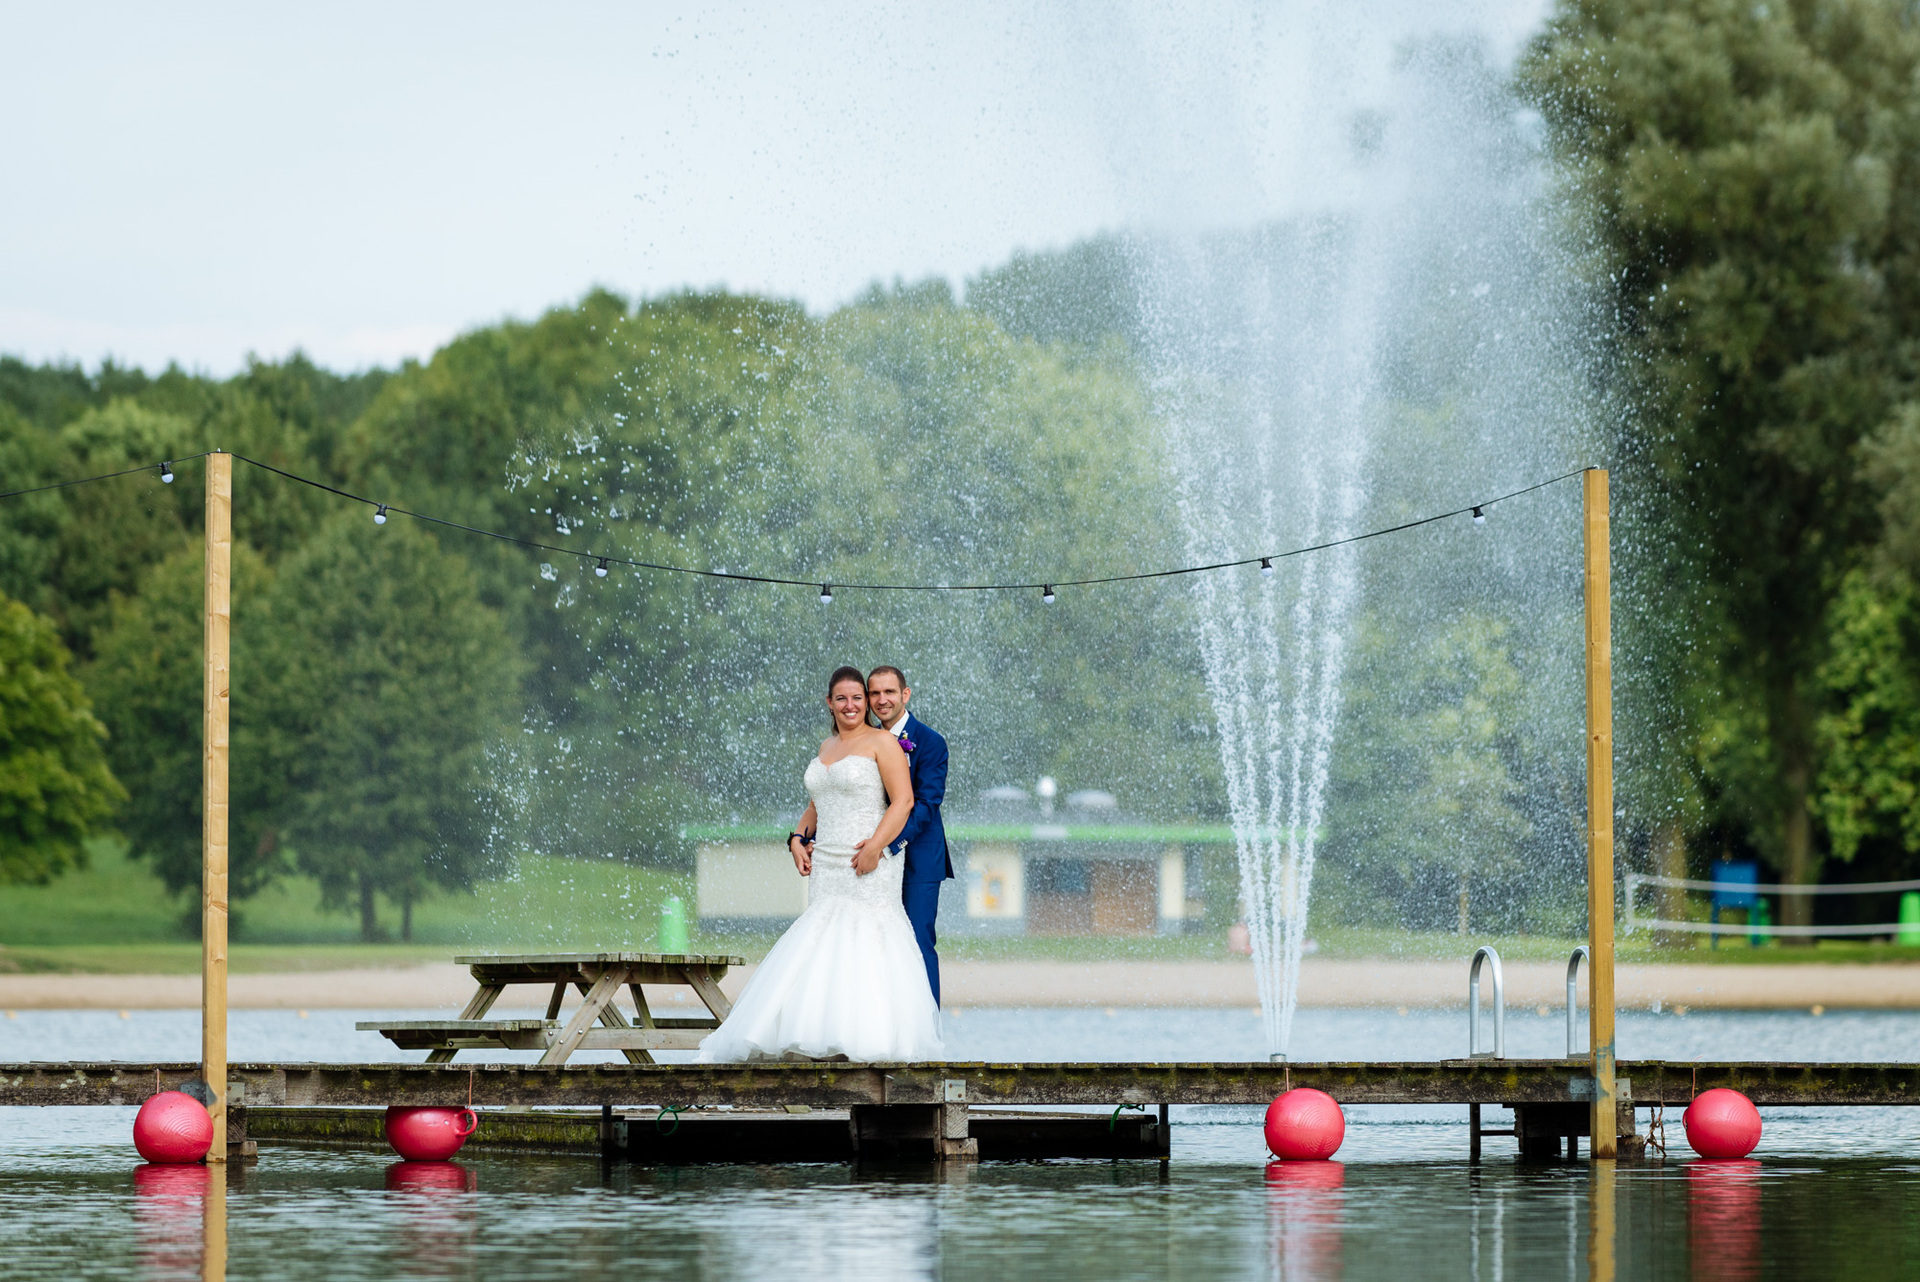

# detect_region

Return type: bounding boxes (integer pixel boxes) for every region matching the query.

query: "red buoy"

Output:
[384,1106,479,1161]
[1264,1088,1346,1160]
[1683,1088,1762,1159]
[132,1091,213,1164]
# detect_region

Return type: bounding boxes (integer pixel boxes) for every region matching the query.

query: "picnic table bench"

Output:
[358,952,745,1065]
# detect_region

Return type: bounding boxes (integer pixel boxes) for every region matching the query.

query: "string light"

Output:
[0,452,1593,602]
[159,461,174,484]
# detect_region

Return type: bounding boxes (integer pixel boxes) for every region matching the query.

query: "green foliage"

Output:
[0,595,123,883]
[1326,612,1537,930]
[502,289,1211,867]
[966,238,1145,351]
[1815,569,1920,860]
[0,404,75,617]
[87,542,283,900]
[255,513,523,940]
[1524,0,1920,892]
[51,400,200,655]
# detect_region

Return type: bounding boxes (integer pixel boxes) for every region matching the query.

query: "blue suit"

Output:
[888,712,952,1004]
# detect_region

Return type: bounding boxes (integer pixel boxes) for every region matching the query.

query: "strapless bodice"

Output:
[804,754,888,855]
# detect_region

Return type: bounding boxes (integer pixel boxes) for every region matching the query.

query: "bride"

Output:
[696,666,943,1062]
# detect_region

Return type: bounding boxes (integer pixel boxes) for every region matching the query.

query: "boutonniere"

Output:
[897,733,916,754]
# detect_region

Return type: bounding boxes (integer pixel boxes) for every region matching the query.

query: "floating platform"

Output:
[247,1104,1170,1162]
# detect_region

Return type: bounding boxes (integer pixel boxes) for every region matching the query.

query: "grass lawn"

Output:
[0,840,696,973]
[7,842,1920,974]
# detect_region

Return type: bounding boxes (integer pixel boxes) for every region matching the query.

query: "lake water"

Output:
[4,1006,1919,1279]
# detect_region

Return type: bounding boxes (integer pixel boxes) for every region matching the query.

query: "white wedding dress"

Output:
[696,754,943,1062]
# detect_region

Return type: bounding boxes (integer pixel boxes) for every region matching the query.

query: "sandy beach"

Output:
[4,957,1919,1011]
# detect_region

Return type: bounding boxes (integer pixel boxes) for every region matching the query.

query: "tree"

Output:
[257,513,522,940]
[1325,613,1535,933]
[1523,0,1920,921]
[88,542,284,904]
[0,594,123,882]
[508,288,1211,868]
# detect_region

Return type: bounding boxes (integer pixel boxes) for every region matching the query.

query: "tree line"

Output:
[10,0,1920,941]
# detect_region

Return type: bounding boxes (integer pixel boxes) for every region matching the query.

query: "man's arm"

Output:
[892,730,946,852]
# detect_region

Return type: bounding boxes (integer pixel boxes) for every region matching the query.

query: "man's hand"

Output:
[789,834,813,876]
[851,836,885,875]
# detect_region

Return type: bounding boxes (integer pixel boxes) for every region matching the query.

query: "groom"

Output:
[865,665,952,1004]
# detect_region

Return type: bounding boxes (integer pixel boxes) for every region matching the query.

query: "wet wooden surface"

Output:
[4,1059,1919,1108]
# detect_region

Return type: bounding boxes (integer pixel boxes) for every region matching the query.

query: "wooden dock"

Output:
[6,1058,1917,1163]
[7,1059,1917,1109]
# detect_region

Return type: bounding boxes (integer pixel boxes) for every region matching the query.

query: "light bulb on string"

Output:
[820,584,833,604]
[1471,506,1485,525]
[373,504,388,525]
[1259,557,1274,578]
[159,461,174,484]
[1042,585,1056,604]
[594,558,609,578]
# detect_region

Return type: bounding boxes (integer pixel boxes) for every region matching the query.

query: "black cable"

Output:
[0,452,213,501]
[228,451,1591,594]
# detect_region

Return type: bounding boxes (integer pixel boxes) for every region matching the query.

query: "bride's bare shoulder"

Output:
[869,728,906,759]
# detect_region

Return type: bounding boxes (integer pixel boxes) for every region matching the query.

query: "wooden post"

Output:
[203,451,232,1163]
[1584,468,1617,1159]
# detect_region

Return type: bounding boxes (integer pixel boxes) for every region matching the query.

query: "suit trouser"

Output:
[901,879,943,1006]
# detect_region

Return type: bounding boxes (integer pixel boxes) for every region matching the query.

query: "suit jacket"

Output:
[890,712,953,884]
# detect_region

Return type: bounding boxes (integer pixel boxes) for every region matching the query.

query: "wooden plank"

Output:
[460,955,737,990]
[460,960,736,986]
[427,983,506,1063]
[545,981,567,1021]
[683,965,734,1021]
[202,450,233,1163]
[12,1060,1920,1109]
[457,953,744,968]
[455,984,506,1020]
[575,1029,710,1051]
[540,966,630,1065]
[360,1020,559,1052]
[1585,467,1617,1159]
[571,977,652,1065]
[356,1020,558,1032]
[628,984,655,1029]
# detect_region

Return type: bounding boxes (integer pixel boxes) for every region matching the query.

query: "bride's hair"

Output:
[826,666,867,727]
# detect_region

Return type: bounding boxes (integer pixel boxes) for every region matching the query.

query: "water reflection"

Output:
[1686,1160,1762,1282]
[385,1160,477,1194]
[1588,1159,1615,1282]
[134,1163,207,1278]
[383,1161,478,1279]
[18,1119,1920,1279]
[1265,1161,1344,1279]
[132,1161,224,1282]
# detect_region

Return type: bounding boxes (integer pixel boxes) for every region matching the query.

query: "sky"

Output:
[2,1,1549,376]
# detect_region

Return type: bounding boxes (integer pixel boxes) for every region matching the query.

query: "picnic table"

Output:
[358,952,745,1065]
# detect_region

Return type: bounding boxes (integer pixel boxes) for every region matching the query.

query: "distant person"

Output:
[696,666,941,1062]
[865,665,953,1004]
